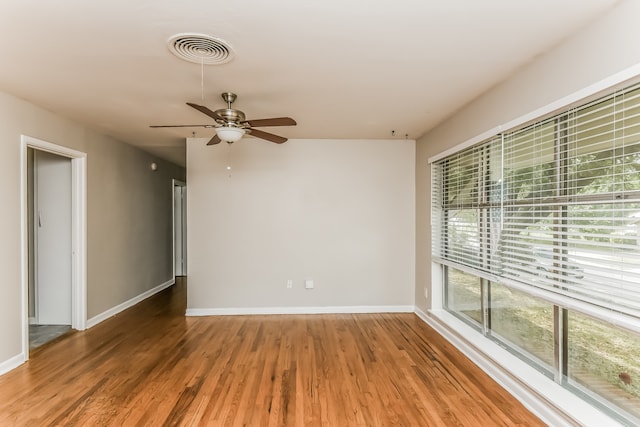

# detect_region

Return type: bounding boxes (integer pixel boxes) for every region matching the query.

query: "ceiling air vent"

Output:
[167,33,234,65]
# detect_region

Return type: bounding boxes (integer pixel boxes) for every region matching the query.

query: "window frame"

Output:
[430,77,640,426]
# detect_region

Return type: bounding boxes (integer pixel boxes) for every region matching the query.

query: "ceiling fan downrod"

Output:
[221,92,237,109]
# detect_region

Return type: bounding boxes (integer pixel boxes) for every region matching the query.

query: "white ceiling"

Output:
[0,0,619,166]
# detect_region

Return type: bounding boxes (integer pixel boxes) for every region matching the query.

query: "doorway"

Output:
[28,149,72,348]
[21,136,87,358]
[173,180,187,277]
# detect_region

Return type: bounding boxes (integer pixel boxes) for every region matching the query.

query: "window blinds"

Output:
[433,82,640,317]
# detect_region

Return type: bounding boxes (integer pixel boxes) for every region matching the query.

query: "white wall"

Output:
[415,0,640,311]
[0,90,185,370]
[187,138,415,312]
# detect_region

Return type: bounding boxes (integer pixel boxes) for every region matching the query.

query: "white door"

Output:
[34,150,72,325]
[174,183,187,276]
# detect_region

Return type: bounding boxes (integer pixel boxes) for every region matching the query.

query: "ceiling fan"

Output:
[150,92,297,145]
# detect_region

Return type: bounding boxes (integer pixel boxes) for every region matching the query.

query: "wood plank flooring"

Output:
[0,278,544,426]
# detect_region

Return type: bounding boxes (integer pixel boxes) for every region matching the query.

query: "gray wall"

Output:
[0,90,184,365]
[187,138,415,311]
[86,134,184,317]
[415,0,640,311]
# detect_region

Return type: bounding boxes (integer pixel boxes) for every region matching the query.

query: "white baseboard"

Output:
[0,353,26,376]
[86,278,175,328]
[413,307,623,427]
[186,305,414,316]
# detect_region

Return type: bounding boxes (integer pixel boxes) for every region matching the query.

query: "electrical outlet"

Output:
[424,287,429,300]
[305,279,314,289]
[287,279,293,289]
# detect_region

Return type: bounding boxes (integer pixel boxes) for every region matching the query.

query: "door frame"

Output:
[20,135,87,359]
[172,179,186,277]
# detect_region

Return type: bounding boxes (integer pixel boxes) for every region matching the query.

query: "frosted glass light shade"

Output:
[215,126,245,142]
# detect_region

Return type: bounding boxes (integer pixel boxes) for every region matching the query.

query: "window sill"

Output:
[414,307,624,427]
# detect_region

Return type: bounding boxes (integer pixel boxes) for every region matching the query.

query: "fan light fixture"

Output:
[215,126,245,143]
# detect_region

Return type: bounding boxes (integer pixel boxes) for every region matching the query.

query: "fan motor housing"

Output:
[215,108,246,125]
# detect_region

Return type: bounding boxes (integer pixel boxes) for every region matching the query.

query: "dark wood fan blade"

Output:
[243,117,296,127]
[249,129,287,144]
[207,134,222,145]
[186,102,225,121]
[150,124,214,128]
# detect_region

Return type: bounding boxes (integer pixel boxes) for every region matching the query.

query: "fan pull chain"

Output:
[226,141,233,178]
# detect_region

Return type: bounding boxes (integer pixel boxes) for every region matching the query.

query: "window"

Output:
[432,82,640,425]
[488,282,555,372]
[445,267,482,326]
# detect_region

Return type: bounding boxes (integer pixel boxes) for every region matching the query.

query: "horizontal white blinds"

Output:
[433,82,640,317]
[432,138,501,273]
[432,144,482,269]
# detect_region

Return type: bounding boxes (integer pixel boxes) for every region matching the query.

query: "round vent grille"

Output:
[167,33,234,65]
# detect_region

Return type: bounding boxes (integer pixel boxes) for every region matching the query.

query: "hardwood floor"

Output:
[0,278,544,426]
